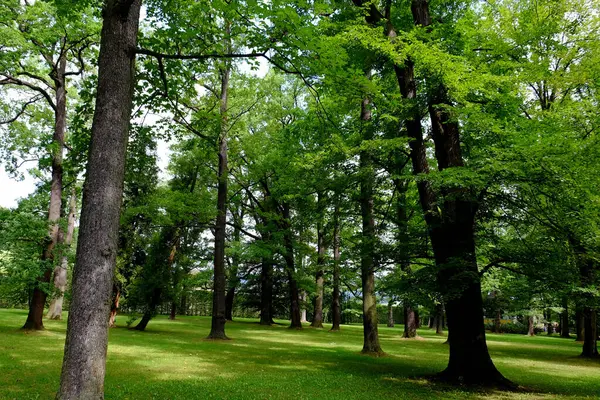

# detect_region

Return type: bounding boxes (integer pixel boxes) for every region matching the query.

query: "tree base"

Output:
[360,348,385,357]
[329,327,340,332]
[289,324,303,330]
[310,322,323,329]
[21,321,44,331]
[206,332,231,340]
[432,368,517,390]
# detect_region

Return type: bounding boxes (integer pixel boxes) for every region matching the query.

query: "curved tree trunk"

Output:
[57,2,141,398]
[47,188,77,320]
[330,203,342,332]
[23,53,67,330]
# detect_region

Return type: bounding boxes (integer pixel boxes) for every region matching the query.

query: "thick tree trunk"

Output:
[283,204,302,329]
[576,307,585,341]
[311,197,325,328]
[560,298,570,337]
[23,54,67,330]
[260,257,274,325]
[359,85,382,355]
[581,307,598,357]
[134,287,162,332]
[225,286,235,321]
[57,2,141,398]
[109,285,120,328]
[330,203,342,332]
[387,301,395,328]
[47,188,77,320]
[403,305,418,338]
[527,316,535,336]
[207,41,231,340]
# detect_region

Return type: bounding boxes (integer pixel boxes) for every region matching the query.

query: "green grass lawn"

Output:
[0,308,598,399]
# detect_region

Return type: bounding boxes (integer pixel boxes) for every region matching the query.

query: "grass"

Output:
[0,309,599,399]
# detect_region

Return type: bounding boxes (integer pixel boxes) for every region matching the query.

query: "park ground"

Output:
[0,309,599,399]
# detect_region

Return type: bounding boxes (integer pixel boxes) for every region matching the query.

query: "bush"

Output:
[485,321,544,334]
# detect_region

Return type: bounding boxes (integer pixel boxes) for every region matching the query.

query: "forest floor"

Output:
[0,308,598,399]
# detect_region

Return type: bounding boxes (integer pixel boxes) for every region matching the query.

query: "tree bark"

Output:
[576,307,584,341]
[260,257,274,325]
[387,301,395,327]
[57,1,141,398]
[207,30,231,340]
[403,305,418,338]
[23,52,67,330]
[359,78,382,355]
[300,292,308,323]
[282,204,302,329]
[47,188,77,320]
[311,194,325,328]
[581,307,598,358]
[560,298,570,338]
[169,301,177,320]
[493,309,502,334]
[527,316,535,336]
[330,203,342,332]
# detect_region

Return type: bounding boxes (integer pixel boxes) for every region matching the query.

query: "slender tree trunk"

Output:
[546,310,554,335]
[260,257,274,325]
[169,301,177,320]
[134,287,162,332]
[559,298,570,337]
[359,79,382,355]
[330,203,342,332]
[47,188,77,320]
[180,294,187,316]
[311,195,325,328]
[57,2,141,398]
[493,309,502,334]
[300,292,308,323]
[282,204,302,329]
[387,301,395,327]
[435,304,444,335]
[109,285,120,328]
[207,35,231,340]
[23,54,67,330]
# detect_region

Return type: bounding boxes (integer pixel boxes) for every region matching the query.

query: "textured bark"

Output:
[225,286,235,321]
[560,298,570,338]
[359,82,382,355]
[311,195,325,329]
[260,257,274,325]
[23,53,67,330]
[581,308,598,357]
[47,188,77,320]
[387,301,395,328]
[57,2,141,398]
[403,305,418,338]
[283,204,302,329]
[330,203,342,332]
[576,307,584,341]
[207,36,231,340]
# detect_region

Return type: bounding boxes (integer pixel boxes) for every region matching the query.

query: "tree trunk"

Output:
[180,294,187,316]
[225,286,235,321]
[169,301,177,320]
[283,204,302,329]
[403,305,418,338]
[387,301,395,328]
[57,2,141,398]
[207,34,231,340]
[260,257,274,325]
[581,307,598,358]
[300,292,308,323]
[435,304,444,335]
[311,195,325,328]
[576,307,585,341]
[23,53,67,330]
[546,309,554,335]
[359,81,382,355]
[560,298,570,337]
[109,285,120,328]
[47,188,77,320]
[527,316,535,336]
[493,309,502,334]
[330,203,342,332]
